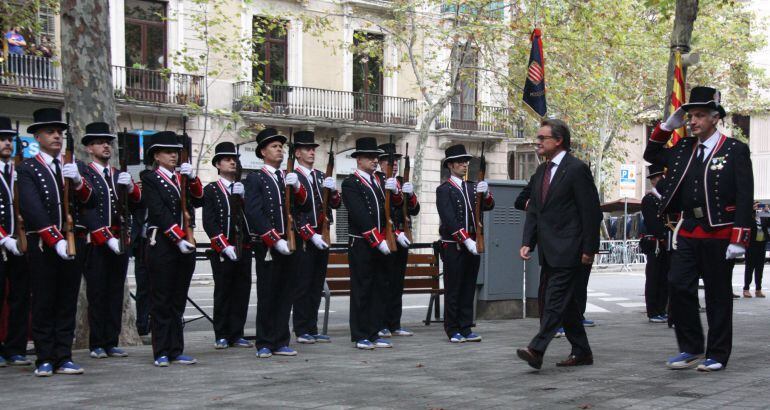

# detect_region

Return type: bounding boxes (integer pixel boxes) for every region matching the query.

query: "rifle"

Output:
[115,129,132,254]
[12,121,27,253]
[229,146,244,260]
[284,129,296,252]
[320,137,335,245]
[180,117,195,245]
[474,142,486,254]
[401,142,412,243]
[62,113,76,256]
[383,135,397,252]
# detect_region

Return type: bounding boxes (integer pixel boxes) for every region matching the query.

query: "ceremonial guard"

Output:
[203,142,254,350]
[640,164,669,323]
[0,117,31,368]
[436,144,494,343]
[244,128,309,358]
[376,143,419,338]
[18,108,94,376]
[141,131,203,367]
[133,137,155,337]
[644,86,754,372]
[80,122,142,359]
[743,202,769,298]
[291,131,341,344]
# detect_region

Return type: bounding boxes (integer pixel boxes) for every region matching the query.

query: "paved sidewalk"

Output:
[3,294,770,409]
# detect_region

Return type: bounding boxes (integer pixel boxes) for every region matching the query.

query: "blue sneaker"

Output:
[215,338,229,349]
[554,327,565,338]
[89,347,108,359]
[273,346,297,356]
[231,338,253,348]
[393,328,414,336]
[313,334,331,343]
[171,355,197,365]
[449,333,466,343]
[465,332,482,342]
[34,362,54,377]
[355,339,375,350]
[374,338,392,348]
[107,347,128,357]
[666,352,703,369]
[154,356,169,367]
[7,355,32,366]
[582,319,596,327]
[256,348,272,358]
[697,358,724,372]
[297,334,317,344]
[649,315,666,323]
[0,356,6,367]
[55,361,84,375]
[378,329,392,338]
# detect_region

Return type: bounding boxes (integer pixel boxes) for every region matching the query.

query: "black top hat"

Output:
[351,137,383,158]
[681,86,726,119]
[81,122,116,145]
[256,128,287,159]
[145,131,182,159]
[293,130,319,148]
[27,108,68,134]
[377,143,403,160]
[442,144,472,166]
[0,117,17,136]
[647,163,665,179]
[212,141,239,165]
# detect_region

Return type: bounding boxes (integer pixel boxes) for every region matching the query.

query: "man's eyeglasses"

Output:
[534,135,555,142]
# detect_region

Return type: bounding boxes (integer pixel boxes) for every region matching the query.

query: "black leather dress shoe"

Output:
[556,354,594,367]
[516,347,543,370]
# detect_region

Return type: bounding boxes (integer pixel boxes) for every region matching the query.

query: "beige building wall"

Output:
[603,124,648,202]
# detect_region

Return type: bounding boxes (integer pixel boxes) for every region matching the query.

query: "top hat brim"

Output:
[351,149,384,158]
[442,153,473,166]
[378,153,403,160]
[27,121,68,134]
[256,134,287,159]
[212,151,240,165]
[146,143,183,158]
[294,141,320,148]
[0,129,16,135]
[647,171,664,179]
[81,133,116,145]
[681,101,726,118]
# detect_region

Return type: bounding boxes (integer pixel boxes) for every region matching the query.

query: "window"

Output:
[451,47,477,128]
[125,0,167,69]
[253,16,287,86]
[514,151,539,180]
[37,5,56,40]
[353,32,384,121]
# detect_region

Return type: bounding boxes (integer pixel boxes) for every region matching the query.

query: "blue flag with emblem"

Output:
[522,28,547,119]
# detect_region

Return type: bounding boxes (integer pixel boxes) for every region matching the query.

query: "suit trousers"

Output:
[644,248,669,318]
[0,253,30,357]
[84,244,129,350]
[669,235,734,364]
[254,246,295,350]
[292,241,329,337]
[383,245,409,331]
[440,242,480,338]
[211,248,253,342]
[529,262,591,357]
[348,237,388,342]
[132,237,150,335]
[744,240,766,290]
[28,237,86,367]
[575,264,592,320]
[146,234,196,360]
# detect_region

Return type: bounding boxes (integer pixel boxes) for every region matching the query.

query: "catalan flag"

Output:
[668,50,686,147]
[522,28,547,119]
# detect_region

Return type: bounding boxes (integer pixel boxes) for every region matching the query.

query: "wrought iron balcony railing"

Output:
[0,53,60,90]
[435,102,515,134]
[112,65,204,106]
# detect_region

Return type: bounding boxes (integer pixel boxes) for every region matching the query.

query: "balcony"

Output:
[0,53,61,91]
[233,82,418,130]
[435,102,515,135]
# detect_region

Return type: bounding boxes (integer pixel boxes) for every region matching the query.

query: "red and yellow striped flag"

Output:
[668,50,686,147]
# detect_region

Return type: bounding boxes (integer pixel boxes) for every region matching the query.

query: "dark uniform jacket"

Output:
[374,171,420,233]
[244,166,309,248]
[80,162,142,245]
[644,125,753,246]
[203,178,252,253]
[341,170,403,247]
[640,191,666,254]
[436,175,494,242]
[0,162,16,241]
[140,167,203,243]
[294,165,341,241]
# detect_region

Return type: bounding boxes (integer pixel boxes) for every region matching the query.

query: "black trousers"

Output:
[744,240,766,290]
[211,247,252,342]
[146,234,195,360]
[84,244,129,350]
[575,264,592,320]
[0,253,30,358]
[383,246,409,331]
[28,237,86,367]
[348,237,388,342]
[529,262,591,357]
[644,248,669,318]
[254,246,295,350]
[132,237,150,335]
[292,241,329,337]
[669,235,733,364]
[440,242,480,338]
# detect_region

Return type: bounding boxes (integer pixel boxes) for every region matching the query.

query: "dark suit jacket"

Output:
[522,152,601,268]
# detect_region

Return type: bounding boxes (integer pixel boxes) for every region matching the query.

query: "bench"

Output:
[321,242,444,335]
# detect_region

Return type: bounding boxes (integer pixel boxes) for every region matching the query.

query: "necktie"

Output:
[103,167,115,192]
[541,161,555,203]
[696,144,706,163]
[463,181,476,232]
[229,182,234,194]
[275,170,284,189]
[3,163,10,186]
[52,158,62,182]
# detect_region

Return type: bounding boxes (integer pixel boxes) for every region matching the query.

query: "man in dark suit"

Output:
[515,118,601,370]
[743,202,769,298]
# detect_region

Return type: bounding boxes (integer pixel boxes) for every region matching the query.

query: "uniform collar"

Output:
[450,175,464,186]
[39,150,63,166]
[355,169,375,184]
[262,164,278,174]
[219,176,234,186]
[651,187,661,199]
[157,166,175,178]
[699,129,720,150]
[296,163,313,176]
[91,161,110,175]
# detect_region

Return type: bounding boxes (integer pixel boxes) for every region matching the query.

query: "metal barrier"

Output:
[595,239,646,267]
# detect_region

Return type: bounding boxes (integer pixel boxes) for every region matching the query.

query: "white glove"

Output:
[176,239,196,254]
[377,240,392,255]
[117,172,133,186]
[385,177,399,193]
[179,162,195,178]
[725,244,746,260]
[0,236,22,256]
[107,237,122,254]
[463,238,479,255]
[61,163,82,185]
[661,107,686,132]
[274,239,292,255]
[402,182,414,195]
[285,172,300,191]
[231,182,245,198]
[311,233,329,250]
[322,177,336,190]
[55,240,74,260]
[476,181,488,195]
[396,231,411,248]
[223,245,238,261]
